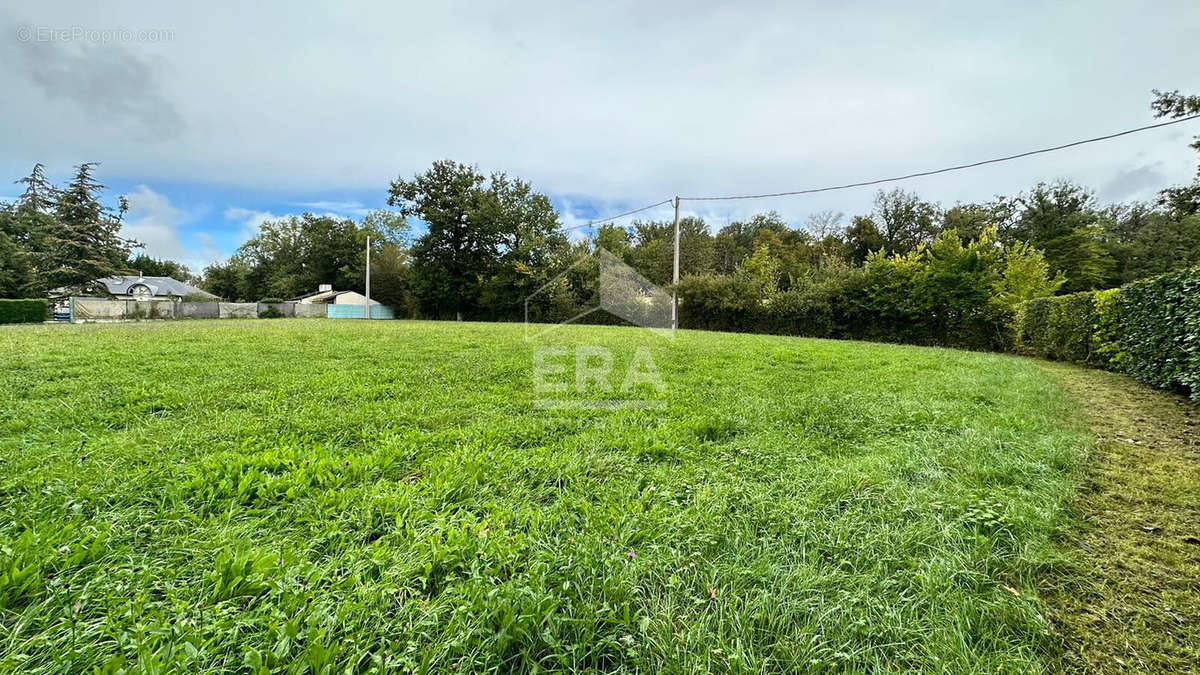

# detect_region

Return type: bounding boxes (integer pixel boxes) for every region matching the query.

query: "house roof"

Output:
[292,289,380,305]
[292,289,343,302]
[96,276,218,299]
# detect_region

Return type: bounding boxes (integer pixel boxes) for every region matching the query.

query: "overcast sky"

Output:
[2,1,1199,272]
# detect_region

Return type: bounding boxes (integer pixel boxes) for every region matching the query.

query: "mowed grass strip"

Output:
[1038,362,1200,672]
[0,320,1089,672]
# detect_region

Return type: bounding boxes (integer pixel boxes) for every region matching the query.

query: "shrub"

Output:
[0,299,49,324]
[259,297,285,304]
[1018,292,1097,362]
[678,240,1014,351]
[761,284,835,338]
[259,305,285,319]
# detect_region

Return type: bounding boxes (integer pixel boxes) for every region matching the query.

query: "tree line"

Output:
[3,90,1198,345]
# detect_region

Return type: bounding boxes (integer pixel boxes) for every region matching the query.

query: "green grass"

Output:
[0,320,1091,672]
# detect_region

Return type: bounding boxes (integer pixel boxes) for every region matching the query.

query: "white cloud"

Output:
[122,184,222,273]
[2,1,1199,228]
[222,206,280,242]
[290,200,369,216]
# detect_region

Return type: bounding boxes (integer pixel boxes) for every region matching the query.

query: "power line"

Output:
[558,113,1200,233]
[679,113,1200,202]
[562,198,673,232]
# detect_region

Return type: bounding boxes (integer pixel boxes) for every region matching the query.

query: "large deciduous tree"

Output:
[873,188,941,256]
[388,161,497,319]
[388,160,568,320]
[1151,89,1200,217]
[844,215,886,265]
[477,173,570,317]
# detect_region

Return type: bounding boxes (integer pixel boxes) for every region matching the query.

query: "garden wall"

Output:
[1015,266,1200,400]
[70,299,331,323]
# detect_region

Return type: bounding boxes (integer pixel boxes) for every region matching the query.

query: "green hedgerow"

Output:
[1091,288,1123,369]
[1015,266,1200,400]
[0,299,48,324]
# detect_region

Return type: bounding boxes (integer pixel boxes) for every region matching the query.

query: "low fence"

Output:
[70,298,329,323]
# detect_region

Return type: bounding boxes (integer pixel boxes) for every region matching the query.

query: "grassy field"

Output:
[0,320,1092,672]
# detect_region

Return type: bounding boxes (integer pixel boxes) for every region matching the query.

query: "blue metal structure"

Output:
[326,304,395,320]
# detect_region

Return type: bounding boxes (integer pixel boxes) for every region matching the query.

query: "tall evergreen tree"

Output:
[39,163,139,293]
[127,254,195,282]
[15,163,58,216]
[0,210,36,297]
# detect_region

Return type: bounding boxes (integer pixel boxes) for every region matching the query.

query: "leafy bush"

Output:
[681,228,1017,348]
[1016,266,1200,400]
[258,297,285,304]
[259,305,285,319]
[761,284,836,337]
[678,230,1019,351]
[0,299,48,324]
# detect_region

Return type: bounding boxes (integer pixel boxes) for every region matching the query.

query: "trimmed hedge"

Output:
[1119,267,1200,397]
[678,272,1012,351]
[1016,266,1200,400]
[0,299,48,324]
[1021,292,1099,364]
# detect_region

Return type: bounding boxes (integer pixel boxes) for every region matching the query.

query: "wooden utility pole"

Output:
[365,236,371,320]
[672,196,680,331]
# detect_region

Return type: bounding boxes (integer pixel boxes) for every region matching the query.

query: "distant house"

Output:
[293,284,382,306]
[92,275,217,302]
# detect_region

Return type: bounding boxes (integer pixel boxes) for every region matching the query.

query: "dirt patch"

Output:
[1040,362,1200,672]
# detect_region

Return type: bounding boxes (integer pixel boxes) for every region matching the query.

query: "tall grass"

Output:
[0,320,1088,672]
